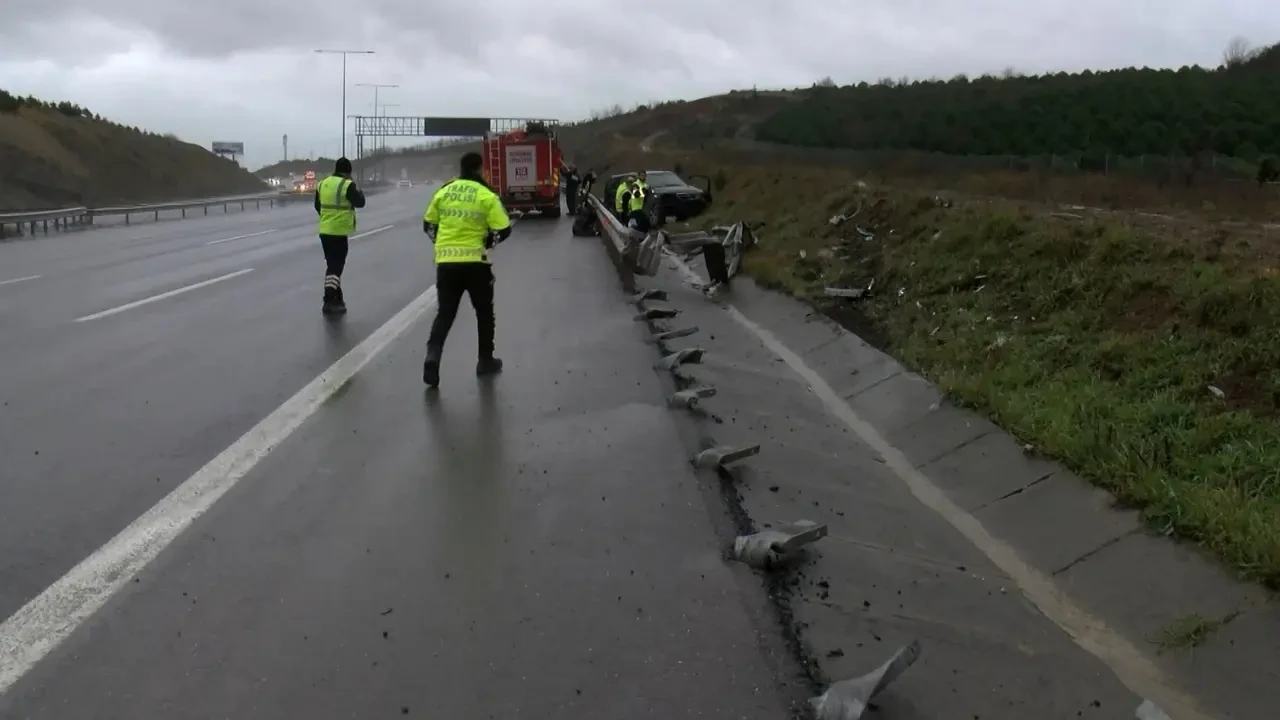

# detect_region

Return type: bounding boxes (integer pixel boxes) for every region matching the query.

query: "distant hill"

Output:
[755,41,1280,161]
[0,90,268,212]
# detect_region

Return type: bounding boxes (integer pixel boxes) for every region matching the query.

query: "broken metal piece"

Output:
[633,306,680,321]
[732,520,829,569]
[808,640,922,720]
[1135,700,1172,720]
[693,444,760,469]
[648,326,699,343]
[631,288,667,304]
[824,287,866,299]
[667,386,716,409]
[654,347,705,371]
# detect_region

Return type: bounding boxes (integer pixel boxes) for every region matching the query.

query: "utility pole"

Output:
[313,48,375,158]
[355,83,398,162]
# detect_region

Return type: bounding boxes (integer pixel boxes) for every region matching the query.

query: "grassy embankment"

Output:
[0,91,267,211]
[650,147,1280,588]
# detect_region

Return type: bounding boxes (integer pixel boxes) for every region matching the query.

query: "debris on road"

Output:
[631,288,667,304]
[808,640,922,720]
[654,347,705,371]
[731,520,828,570]
[693,443,761,469]
[633,306,680,321]
[648,326,699,343]
[667,387,717,410]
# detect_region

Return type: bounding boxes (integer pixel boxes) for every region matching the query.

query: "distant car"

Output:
[397,180,412,188]
[602,170,713,223]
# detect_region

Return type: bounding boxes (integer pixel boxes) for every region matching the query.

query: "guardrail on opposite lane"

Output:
[0,191,302,239]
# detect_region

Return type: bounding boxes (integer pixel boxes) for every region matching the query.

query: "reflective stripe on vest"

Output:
[431,179,493,265]
[317,175,356,236]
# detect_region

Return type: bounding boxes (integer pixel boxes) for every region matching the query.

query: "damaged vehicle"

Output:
[602,169,714,226]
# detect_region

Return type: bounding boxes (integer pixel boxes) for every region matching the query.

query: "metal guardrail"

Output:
[586,194,644,293]
[0,191,292,239]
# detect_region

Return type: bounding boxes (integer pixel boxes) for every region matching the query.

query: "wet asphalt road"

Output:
[0,192,794,718]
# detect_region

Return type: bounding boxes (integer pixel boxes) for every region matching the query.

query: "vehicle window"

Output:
[644,171,683,187]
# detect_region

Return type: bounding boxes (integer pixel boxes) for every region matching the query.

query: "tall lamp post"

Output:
[313,48,375,158]
[355,83,398,161]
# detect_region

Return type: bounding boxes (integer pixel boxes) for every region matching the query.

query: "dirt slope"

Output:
[0,103,268,212]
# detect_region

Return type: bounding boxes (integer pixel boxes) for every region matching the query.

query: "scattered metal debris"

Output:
[649,326,699,343]
[667,386,716,410]
[633,306,680,321]
[631,288,667,304]
[732,520,828,570]
[654,347,705,371]
[808,640,923,720]
[1135,700,1172,720]
[1208,385,1225,399]
[824,287,866,299]
[693,444,760,469]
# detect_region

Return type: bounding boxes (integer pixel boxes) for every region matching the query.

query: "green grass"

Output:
[688,163,1280,588]
[1155,611,1241,653]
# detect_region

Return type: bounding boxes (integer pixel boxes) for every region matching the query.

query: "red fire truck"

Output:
[483,120,562,218]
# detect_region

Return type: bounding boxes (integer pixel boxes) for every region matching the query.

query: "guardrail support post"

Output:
[124,213,130,225]
[154,210,159,221]
[223,203,228,213]
[240,201,245,211]
[42,219,48,233]
[182,208,187,218]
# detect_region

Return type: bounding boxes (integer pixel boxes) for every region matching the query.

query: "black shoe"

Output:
[423,350,441,388]
[322,300,345,315]
[476,357,503,376]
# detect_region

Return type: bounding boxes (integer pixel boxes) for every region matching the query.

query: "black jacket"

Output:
[313,175,366,215]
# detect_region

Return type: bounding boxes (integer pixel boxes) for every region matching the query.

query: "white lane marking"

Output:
[0,283,439,695]
[0,275,41,286]
[664,253,1213,720]
[74,269,255,323]
[352,224,394,240]
[205,229,279,245]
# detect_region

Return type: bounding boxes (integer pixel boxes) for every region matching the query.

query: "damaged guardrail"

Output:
[583,192,759,296]
[0,191,290,239]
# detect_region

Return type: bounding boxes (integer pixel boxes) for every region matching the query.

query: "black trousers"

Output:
[628,209,651,233]
[565,183,579,213]
[428,262,496,359]
[319,234,349,299]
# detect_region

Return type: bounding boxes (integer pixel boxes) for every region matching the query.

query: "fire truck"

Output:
[483,120,562,218]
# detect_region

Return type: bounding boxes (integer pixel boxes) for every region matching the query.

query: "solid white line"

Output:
[74,269,255,323]
[662,251,1212,719]
[0,283,439,695]
[352,224,394,240]
[205,229,278,245]
[0,275,41,286]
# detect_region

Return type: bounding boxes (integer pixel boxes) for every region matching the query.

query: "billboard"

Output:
[212,141,245,154]
[421,117,490,137]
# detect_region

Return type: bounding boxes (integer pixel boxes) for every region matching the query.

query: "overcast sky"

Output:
[1,1,1277,170]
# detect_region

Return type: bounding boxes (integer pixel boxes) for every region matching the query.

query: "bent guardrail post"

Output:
[648,326,699,343]
[808,640,922,720]
[632,288,667,304]
[731,520,828,570]
[654,347,705,371]
[693,444,761,469]
[633,306,680,321]
[667,386,716,410]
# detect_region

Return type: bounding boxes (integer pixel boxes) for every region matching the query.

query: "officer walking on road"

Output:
[421,151,512,388]
[315,157,367,315]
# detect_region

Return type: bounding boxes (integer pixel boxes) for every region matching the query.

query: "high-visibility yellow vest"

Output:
[628,184,647,212]
[424,178,511,264]
[317,175,356,236]
[614,181,630,212]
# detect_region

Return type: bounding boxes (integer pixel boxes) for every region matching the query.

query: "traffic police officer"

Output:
[314,157,366,314]
[421,151,512,388]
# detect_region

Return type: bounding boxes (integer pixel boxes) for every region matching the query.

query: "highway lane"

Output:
[0,188,442,624]
[0,207,797,718]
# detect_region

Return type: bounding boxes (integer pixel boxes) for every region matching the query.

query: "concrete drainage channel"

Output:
[585,195,1180,719]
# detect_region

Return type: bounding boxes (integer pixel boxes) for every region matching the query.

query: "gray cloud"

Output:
[1,0,1277,168]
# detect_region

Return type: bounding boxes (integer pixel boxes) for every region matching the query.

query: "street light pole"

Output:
[314,48,375,158]
[354,83,398,161]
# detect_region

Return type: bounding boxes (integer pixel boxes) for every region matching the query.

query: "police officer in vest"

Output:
[421,151,512,388]
[314,157,367,314]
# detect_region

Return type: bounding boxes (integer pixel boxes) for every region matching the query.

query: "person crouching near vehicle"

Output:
[421,151,512,388]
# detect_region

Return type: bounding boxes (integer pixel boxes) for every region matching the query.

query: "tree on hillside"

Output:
[755,49,1280,160]
[1223,36,1262,68]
